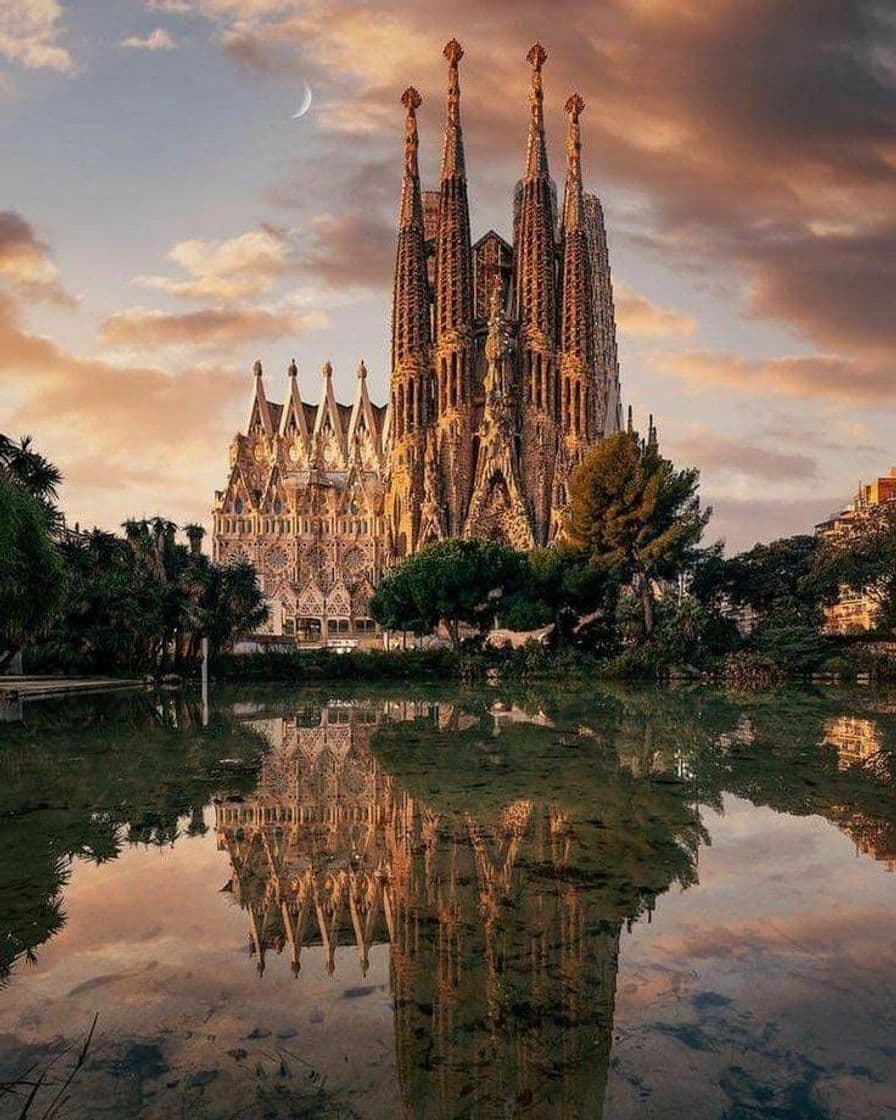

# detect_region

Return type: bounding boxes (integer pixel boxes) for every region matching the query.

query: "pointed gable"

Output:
[246,359,276,437]
[278,357,311,462]
[347,360,382,463]
[312,361,347,468]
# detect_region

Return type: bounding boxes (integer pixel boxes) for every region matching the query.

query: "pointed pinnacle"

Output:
[401,86,421,112]
[357,359,367,379]
[288,358,297,377]
[443,38,463,65]
[527,42,547,69]
[565,92,585,118]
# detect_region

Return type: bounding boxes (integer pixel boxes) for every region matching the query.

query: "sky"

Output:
[0,0,893,552]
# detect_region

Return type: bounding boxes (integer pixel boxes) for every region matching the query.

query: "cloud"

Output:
[135,225,296,302]
[665,429,818,484]
[120,28,179,52]
[299,213,394,289]
[615,285,696,338]
[99,304,325,350]
[0,211,75,305]
[0,0,74,73]
[705,494,847,554]
[0,290,247,530]
[146,0,194,12]
[650,349,892,405]
[195,0,895,402]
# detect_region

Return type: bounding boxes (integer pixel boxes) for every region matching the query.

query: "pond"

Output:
[1,684,895,1119]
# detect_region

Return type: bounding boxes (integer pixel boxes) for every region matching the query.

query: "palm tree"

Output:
[0,433,64,533]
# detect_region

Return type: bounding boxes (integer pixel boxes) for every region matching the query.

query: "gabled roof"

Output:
[473,229,513,254]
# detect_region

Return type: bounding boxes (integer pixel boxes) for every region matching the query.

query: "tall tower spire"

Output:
[387,87,433,557]
[514,44,560,545]
[433,38,475,535]
[558,93,595,455]
[392,86,430,373]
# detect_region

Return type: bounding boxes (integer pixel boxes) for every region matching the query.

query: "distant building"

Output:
[213,40,626,644]
[815,467,896,634]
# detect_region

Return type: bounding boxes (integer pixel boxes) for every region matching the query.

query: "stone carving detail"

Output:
[212,40,623,639]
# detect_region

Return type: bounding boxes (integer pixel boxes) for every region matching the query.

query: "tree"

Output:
[35,523,268,673]
[811,504,896,632]
[566,430,710,636]
[370,539,523,649]
[0,480,66,668]
[500,545,609,646]
[0,433,64,534]
[694,535,822,624]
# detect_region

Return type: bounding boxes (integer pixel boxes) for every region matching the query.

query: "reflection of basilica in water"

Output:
[214,698,701,1118]
[3,688,896,1119]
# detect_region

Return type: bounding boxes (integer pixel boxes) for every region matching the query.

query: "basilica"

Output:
[212,40,622,643]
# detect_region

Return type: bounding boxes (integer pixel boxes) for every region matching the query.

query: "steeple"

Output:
[559,94,594,371]
[432,37,475,538]
[392,87,431,371]
[434,38,474,350]
[558,94,595,453]
[387,85,435,557]
[514,44,558,406]
[524,43,549,180]
[440,37,466,181]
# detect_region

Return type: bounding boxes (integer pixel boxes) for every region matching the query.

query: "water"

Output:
[1,684,894,1119]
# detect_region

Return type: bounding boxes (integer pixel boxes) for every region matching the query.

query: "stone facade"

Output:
[213,40,623,642]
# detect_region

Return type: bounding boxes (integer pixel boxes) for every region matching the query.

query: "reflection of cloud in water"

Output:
[1,686,896,1118]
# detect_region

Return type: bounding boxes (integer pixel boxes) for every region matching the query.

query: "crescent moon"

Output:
[292,81,313,119]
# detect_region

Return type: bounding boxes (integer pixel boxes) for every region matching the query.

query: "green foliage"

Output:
[0,432,64,533]
[810,505,896,631]
[500,545,609,643]
[754,621,835,674]
[0,479,66,664]
[32,520,268,675]
[210,647,463,682]
[567,430,709,635]
[651,595,721,665]
[370,538,524,648]
[694,534,823,624]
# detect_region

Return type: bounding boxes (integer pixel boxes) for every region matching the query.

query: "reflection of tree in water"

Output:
[3,684,895,1115]
[0,693,266,981]
[216,696,704,1119]
[215,687,896,1118]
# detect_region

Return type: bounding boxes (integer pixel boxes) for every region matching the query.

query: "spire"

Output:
[398,86,423,230]
[562,93,586,234]
[392,87,431,369]
[559,93,593,364]
[440,38,465,179]
[434,39,474,342]
[525,43,549,179]
[514,44,557,352]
